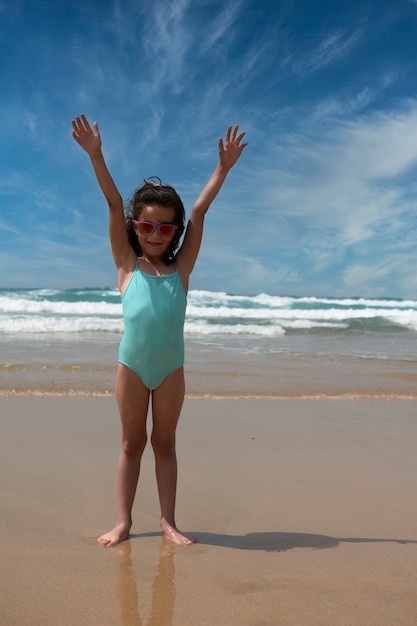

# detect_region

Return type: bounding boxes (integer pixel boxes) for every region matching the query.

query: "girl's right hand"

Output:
[71,114,102,156]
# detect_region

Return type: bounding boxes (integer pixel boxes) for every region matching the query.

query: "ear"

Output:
[131,219,139,236]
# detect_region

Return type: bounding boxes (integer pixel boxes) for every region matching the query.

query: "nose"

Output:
[148,226,163,240]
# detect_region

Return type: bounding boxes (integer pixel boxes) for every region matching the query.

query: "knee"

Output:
[151,432,175,458]
[122,432,147,457]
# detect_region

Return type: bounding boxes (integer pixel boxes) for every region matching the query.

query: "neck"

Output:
[140,255,171,276]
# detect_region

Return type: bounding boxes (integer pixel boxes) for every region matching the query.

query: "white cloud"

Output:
[313,73,398,121]
[198,0,245,55]
[254,102,417,246]
[136,0,192,95]
[343,262,393,289]
[306,28,363,72]
[21,111,38,140]
[282,26,363,76]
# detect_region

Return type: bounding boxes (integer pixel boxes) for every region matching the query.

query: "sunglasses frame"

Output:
[133,220,179,238]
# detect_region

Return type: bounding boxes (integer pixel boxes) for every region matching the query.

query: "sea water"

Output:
[1,288,417,397]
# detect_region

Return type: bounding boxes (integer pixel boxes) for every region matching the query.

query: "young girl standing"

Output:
[72,114,247,547]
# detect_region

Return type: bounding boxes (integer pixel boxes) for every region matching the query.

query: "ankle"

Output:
[115,518,132,532]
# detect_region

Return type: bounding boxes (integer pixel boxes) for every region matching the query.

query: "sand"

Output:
[1,396,416,625]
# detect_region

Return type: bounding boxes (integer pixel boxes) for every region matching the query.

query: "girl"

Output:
[71,114,247,547]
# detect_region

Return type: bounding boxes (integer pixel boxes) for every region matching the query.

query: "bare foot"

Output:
[97,523,130,548]
[160,518,195,546]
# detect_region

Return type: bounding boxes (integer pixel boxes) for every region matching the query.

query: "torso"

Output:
[118,259,187,390]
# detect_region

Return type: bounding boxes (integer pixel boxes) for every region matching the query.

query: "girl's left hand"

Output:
[218,125,248,169]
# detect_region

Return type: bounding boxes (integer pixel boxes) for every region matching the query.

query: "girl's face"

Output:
[134,205,177,259]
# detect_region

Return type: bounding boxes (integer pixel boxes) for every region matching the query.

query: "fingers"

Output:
[224,125,247,147]
[71,115,84,133]
[71,114,93,135]
[81,114,91,130]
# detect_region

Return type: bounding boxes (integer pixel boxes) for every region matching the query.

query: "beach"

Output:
[1,395,416,625]
[1,288,417,623]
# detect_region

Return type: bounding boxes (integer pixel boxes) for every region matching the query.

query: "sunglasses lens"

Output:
[159,224,176,237]
[138,222,154,234]
[136,221,177,237]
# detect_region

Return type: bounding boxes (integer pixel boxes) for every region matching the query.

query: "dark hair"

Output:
[125,177,185,264]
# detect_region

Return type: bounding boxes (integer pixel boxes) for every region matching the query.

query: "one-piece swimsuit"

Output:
[118,259,187,390]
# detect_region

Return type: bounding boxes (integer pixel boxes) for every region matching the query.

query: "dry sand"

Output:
[1,396,416,625]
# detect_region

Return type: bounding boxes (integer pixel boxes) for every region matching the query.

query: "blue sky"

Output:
[2,0,417,297]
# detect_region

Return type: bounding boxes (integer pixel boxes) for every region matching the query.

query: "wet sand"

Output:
[1,396,416,625]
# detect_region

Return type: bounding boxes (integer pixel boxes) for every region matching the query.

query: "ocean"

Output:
[1,287,417,398]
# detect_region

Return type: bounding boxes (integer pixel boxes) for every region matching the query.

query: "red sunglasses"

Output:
[133,220,179,238]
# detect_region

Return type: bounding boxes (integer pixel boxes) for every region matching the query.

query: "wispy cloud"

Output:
[145,3,191,91]
[306,28,362,72]
[282,26,363,76]
[198,0,246,55]
[313,72,398,120]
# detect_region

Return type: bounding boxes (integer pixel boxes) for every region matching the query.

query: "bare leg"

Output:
[97,364,150,547]
[151,367,194,546]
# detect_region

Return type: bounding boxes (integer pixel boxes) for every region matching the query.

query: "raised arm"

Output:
[71,115,134,275]
[176,125,247,284]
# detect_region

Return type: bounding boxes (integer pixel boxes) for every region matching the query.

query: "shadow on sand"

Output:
[191,531,417,552]
[128,530,417,552]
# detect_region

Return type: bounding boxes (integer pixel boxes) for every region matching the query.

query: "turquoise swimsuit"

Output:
[118,259,187,390]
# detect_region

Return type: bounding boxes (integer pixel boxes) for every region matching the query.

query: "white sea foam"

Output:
[185,320,286,336]
[0,316,123,334]
[1,288,417,336]
[0,296,121,316]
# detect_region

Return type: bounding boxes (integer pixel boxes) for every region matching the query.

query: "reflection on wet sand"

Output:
[115,540,176,626]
